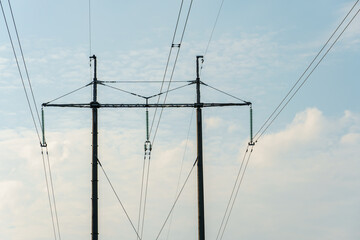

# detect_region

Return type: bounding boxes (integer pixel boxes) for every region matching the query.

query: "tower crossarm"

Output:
[42,102,251,109]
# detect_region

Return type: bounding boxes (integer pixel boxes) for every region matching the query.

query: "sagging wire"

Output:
[41,107,62,240]
[155,157,198,240]
[200,0,226,76]
[149,0,194,146]
[165,107,195,240]
[2,2,62,239]
[97,158,143,240]
[137,99,153,239]
[215,145,249,240]
[204,0,225,57]
[0,0,41,144]
[45,146,62,240]
[216,104,254,239]
[220,146,254,240]
[40,148,58,240]
[218,145,254,240]
[253,0,360,143]
[88,0,92,57]
[217,3,360,238]
[7,0,42,128]
[137,155,147,240]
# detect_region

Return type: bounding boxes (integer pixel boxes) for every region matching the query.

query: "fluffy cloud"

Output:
[1,108,359,240]
[222,108,360,240]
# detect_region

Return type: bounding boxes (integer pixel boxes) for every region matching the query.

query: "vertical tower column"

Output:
[90,55,99,240]
[196,55,205,240]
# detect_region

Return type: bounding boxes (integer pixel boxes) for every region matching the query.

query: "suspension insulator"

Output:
[249,105,255,146]
[144,140,152,153]
[41,107,47,147]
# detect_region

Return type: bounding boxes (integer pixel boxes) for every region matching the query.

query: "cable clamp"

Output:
[171,43,181,48]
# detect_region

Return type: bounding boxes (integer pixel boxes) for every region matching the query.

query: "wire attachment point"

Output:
[144,140,152,154]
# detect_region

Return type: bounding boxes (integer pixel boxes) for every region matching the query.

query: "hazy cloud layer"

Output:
[1,108,359,240]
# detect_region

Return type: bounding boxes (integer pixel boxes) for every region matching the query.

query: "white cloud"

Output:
[1,108,359,239]
[227,108,360,239]
[0,2,359,238]
[205,116,222,129]
[341,132,360,144]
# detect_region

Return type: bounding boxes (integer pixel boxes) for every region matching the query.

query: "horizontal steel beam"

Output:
[42,102,251,108]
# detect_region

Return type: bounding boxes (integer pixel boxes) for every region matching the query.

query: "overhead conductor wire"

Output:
[45,146,62,240]
[219,146,254,240]
[137,154,147,240]
[204,0,225,57]
[200,0,226,76]
[155,158,198,240]
[97,159,143,240]
[215,145,249,240]
[150,0,194,145]
[41,148,58,240]
[148,0,185,138]
[1,1,62,239]
[0,0,41,143]
[139,148,151,239]
[254,0,360,142]
[136,1,195,238]
[7,0,42,128]
[165,107,195,240]
[88,0,93,99]
[218,1,360,239]
[88,0,92,56]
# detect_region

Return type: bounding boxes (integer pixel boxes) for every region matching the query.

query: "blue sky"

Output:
[1,1,360,240]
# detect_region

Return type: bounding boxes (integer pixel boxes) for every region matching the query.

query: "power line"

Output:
[137,154,147,240]
[204,0,225,57]
[41,149,58,240]
[140,153,151,239]
[166,107,195,240]
[254,0,360,141]
[2,2,63,240]
[155,158,198,240]
[132,4,196,234]
[256,6,360,142]
[0,0,41,143]
[98,158,142,240]
[219,146,254,240]
[149,0,186,136]
[199,0,226,77]
[217,5,360,238]
[88,0,92,56]
[216,145,249,240]
[7,0,42,128]
[150,0,195,145]
[46,147,62,240]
